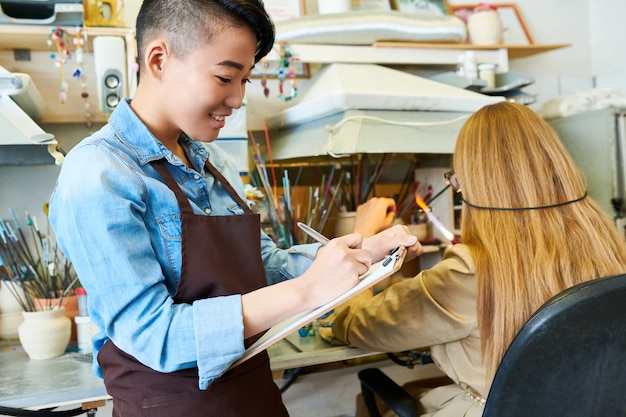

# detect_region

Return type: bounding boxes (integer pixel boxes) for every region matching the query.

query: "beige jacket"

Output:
[330,244,486,417]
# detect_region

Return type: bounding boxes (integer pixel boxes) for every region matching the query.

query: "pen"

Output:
[297,222,330,245]
[382,246,400,267]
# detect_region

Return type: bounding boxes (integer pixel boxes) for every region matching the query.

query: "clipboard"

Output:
[230,246,407,368]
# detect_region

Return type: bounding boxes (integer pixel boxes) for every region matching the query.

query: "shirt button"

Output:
[194,175,200,180]
[205,208,211,214]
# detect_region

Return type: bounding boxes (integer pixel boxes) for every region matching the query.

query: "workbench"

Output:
[0,333,379,412]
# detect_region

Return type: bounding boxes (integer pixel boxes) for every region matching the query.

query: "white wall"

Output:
[0,125,97,232]
[498,0,626,110]
[588,0,626,75]
[502,0,593,75]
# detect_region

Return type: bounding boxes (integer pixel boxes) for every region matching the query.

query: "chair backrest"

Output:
[483,273,626,417]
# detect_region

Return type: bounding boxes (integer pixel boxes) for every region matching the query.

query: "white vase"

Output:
[18,307,71,360]
[467,10,503,45]
[0,280,26,314]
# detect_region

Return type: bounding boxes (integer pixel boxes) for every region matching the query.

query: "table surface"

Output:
[268,330,377,370]
[0,333,377,410]
[0,341,106,409]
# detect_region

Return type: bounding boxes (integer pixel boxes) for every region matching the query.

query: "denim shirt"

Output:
[49,99,320,389]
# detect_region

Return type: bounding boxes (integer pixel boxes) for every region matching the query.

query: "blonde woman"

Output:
[329,101,626,416]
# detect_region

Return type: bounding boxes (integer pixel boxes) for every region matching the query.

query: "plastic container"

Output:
[74,315,94,353]
[478,63,497,88]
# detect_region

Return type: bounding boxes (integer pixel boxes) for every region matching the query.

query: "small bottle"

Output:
[76,287,89,316]
[463,51,478,81]
[74,316,93,353]
[74,287,93,353]
[456,54,466,78]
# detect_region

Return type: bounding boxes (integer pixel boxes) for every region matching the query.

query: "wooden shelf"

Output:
[373,41,571,60]
[0,25,134,52]
[265,42,570,74]
[0,25,136,124]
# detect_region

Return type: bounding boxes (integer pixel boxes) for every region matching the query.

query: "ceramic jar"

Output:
[0,311,23,339]
[0,281,25,339]
[18,307,71,360]
[407,223,430,241]
[334,211,356,237]
[35,295,79,342]
[317,0,351,14]
[0,280,25,314]
[467,9,503,45]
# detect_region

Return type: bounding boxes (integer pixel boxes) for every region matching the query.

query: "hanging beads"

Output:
[260,57,270,98]
[277,42,298,102]
[72,26,93,133]
[47,27,71,104]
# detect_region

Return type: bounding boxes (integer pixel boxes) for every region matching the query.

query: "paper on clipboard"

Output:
[230,246,407,368]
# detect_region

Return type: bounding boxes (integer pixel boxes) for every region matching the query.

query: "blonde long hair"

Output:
[453,101,626,383]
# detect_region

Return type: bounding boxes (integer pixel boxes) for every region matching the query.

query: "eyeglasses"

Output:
[444,170,461,194]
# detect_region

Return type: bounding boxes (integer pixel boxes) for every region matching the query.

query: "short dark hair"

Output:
[136,0,275,71]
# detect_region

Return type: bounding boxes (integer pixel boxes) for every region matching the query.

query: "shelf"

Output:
[0,25,136,124]
[266,42,570,73]
[0,25,567,60]
[267,42,505,67]
[373,41,571,60]
[0,23,568,124]
[0,25,134,52]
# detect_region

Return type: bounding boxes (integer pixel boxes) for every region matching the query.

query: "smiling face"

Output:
[132,23,257,148]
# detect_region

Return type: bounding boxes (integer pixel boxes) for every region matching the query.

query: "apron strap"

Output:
[151,160,194,214]
[204,160,253,214]
[151,158,253,215]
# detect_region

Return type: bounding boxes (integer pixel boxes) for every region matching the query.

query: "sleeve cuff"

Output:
[193,295,245,389]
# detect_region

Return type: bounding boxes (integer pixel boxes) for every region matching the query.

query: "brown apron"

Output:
[98,159,288,417]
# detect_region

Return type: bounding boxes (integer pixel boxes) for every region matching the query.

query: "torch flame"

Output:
[415,194,429,211]
[415,194,455,241]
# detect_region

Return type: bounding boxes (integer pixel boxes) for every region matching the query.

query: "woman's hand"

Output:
[353,197,397,237]
[299,233,372,308]
[241,206,421,338]
[362,224,423,263]
[241,233,371,337]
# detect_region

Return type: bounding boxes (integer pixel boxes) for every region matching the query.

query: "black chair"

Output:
[358,273,626,417]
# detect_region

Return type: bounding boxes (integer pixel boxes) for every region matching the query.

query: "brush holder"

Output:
[18,307,71,360]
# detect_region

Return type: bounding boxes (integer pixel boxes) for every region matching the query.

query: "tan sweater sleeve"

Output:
[330,244,476,353]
